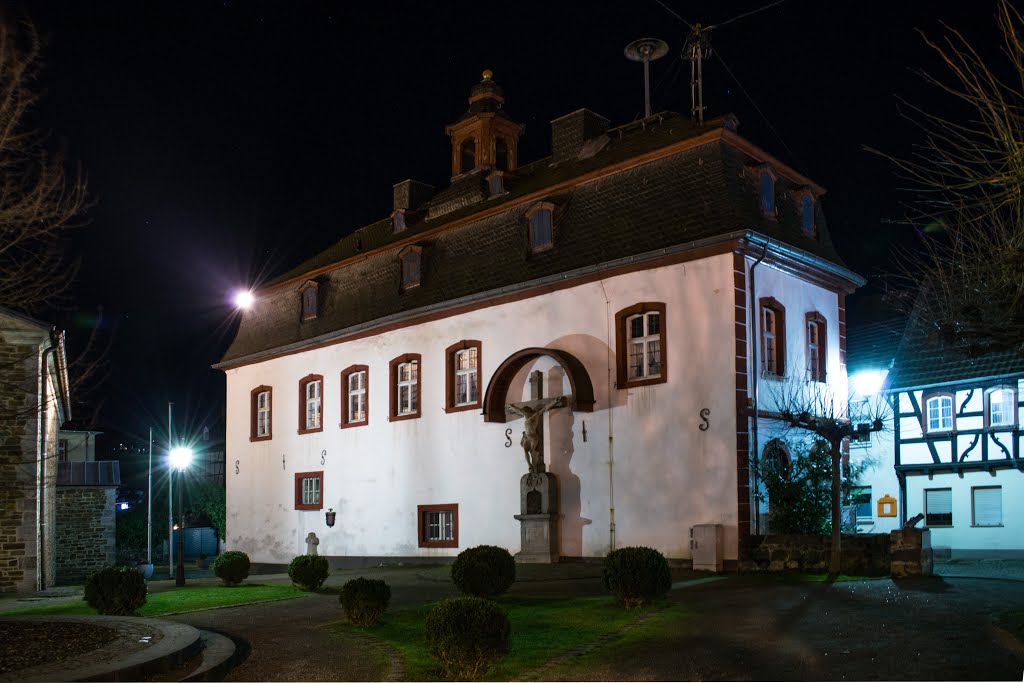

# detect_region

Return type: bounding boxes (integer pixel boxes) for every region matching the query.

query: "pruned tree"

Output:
[0,18,89,311]
[764,379,888,582]
[869,0,1024,357]
[0,17,104,425]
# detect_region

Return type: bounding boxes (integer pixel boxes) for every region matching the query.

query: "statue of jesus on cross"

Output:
[507,396,567,474]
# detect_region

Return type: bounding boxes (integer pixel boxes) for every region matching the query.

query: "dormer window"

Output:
[526,202,556,252]
[487,171,506,197]
[399,245,423,289]
[392,209,407,234]
[299,281,319,321]
[460,138,476,174]
[759,166,776,218]
[801,191,816,237]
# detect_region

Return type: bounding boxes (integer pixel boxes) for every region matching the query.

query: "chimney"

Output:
[393,179,434,213]
[550,109,610,164]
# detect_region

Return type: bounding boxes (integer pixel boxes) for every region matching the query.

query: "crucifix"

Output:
[507,371,568,474]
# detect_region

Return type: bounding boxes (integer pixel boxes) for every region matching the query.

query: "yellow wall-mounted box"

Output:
[878,494,897,518]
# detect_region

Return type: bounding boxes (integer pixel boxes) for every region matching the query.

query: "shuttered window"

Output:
[972,487,1001,527]
[924,488,952,527]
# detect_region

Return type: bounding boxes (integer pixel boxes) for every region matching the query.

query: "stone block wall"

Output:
[55,486,116,585]
[739,533,891,575]
[0,340,43,593]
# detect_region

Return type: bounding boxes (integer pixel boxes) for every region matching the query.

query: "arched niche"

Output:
[482,347,596,422]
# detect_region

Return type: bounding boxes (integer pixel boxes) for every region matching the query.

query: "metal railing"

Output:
[56,460,121,486]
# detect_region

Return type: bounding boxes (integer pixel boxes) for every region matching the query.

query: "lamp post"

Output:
[169,447,193,586]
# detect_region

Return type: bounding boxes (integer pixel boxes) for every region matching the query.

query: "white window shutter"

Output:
[973,487,1001,526]
[927,488,952,514]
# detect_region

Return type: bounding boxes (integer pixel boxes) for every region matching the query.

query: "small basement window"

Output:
[418,503,458,548]
[295,471,324,511]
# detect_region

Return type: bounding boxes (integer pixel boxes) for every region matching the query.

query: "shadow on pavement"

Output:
[891,576,952,593]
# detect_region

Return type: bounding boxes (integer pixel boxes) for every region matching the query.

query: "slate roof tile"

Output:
[221,113,852,366]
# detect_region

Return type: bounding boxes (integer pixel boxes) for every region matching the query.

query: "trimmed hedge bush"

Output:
[213,550,251,586]
[84,566,147,615]
[425,597,511,680]
[288,554,329,591]
[451,545,516,599]
[339,577,391,627]
[602,546,672,608]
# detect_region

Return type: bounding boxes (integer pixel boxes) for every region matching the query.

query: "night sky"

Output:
[23,0,993,451]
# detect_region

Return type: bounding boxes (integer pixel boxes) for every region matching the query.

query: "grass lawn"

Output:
[0,583,310,617]
[331,596,689,681]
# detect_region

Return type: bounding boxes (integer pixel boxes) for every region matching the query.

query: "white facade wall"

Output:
[225,252,849,565]
[227,255,744,565]
[904,471,1024,556]
[745,261,851,528]
[848,427,900,535]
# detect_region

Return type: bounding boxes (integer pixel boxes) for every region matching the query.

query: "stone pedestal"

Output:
[514,472,559,564]
[890,527,933,578]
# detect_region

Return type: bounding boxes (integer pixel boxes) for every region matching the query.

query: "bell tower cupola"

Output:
[445,70,524,178]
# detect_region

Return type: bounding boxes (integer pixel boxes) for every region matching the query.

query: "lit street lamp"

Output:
[169,446,193,586]
[234,289,254,310]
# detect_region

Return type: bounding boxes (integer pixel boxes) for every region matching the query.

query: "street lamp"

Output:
[169,446,193,586]
[233,289,254,310]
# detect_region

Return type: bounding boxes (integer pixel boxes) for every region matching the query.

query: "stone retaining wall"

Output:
[55,486,116,585]
[739,533,891,575]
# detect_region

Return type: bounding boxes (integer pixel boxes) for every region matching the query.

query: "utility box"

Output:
[690,524,724,572]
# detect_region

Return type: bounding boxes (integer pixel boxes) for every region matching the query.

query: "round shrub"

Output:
[84,566,147,615]
[288,554,329,591]
[602,546,672,608]
[451,545,516,599]
[425,597,511,680]
[339,577,391,627]
[213,550,251,586]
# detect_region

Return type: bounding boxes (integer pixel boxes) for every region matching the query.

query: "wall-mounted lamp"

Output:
[325,508,336,527]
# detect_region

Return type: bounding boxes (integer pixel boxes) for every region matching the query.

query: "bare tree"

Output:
[870,0,1024,356]
[0,18,89,311]
[764,380,888,582]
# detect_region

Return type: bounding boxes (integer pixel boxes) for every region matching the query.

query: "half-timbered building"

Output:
[888,321,1024,557]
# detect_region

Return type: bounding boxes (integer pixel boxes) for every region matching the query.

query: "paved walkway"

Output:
[935,558,1024,581]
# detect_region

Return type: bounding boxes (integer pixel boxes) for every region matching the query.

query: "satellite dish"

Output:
[624,38,669,119]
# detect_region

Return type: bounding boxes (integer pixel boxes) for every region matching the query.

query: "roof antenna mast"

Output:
[684,24,713,125]
[624,37,669,119]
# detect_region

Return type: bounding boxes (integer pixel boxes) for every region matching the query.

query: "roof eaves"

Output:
[214,230,752,370]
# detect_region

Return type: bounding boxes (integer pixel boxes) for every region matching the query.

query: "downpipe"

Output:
[748,242,770,534]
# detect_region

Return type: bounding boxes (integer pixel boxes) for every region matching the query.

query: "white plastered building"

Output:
[216,74,864,569]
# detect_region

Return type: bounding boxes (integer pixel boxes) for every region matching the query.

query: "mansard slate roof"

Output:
[220,111,854,367]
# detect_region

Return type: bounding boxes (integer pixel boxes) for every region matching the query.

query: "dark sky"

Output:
[23,0,994,447]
